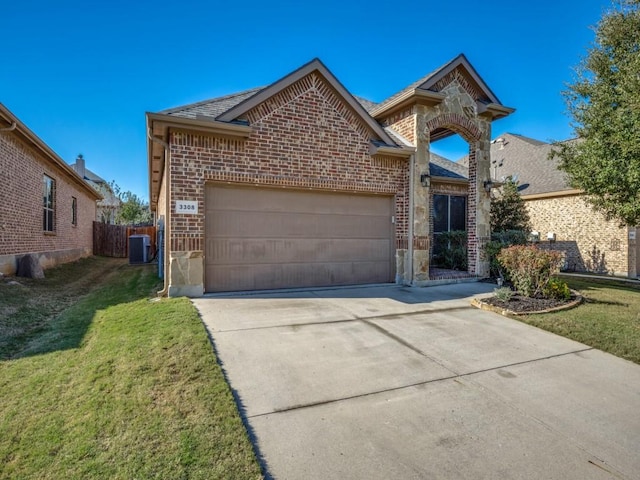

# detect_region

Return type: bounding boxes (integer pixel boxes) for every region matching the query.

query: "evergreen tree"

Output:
[551,0,640,226]
[490,177,531,233]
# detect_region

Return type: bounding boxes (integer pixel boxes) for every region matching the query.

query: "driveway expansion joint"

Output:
[247,347,595,419]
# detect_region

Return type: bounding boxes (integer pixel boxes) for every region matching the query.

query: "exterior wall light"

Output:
[420,173,430,187]
[547,232,556,243]
[483,180,493,192]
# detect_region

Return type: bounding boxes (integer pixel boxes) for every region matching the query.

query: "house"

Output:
[0,102,102,275]
[482,132,639,277]
[70,154,121,224]
[147,55,514,296]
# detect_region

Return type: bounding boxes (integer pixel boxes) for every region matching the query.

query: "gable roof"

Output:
[161,87,264,119]
[370,54,512,120]
[460,132,575,196]
[215,58,396,145]
[0,103,101,201]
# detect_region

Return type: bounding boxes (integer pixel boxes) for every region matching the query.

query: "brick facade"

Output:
[525,193,635,276]
[0,125,96,275]
[168,73,409,256]
[149,56,511,295]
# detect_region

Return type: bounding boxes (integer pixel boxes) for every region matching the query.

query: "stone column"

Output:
[472,121,492,277]
[412,108,431,283]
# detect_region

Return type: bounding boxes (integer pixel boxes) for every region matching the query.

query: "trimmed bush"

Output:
[544,278,572,300]
[497,245,564,298]
[494,287,515,303]
[483,229,529,279]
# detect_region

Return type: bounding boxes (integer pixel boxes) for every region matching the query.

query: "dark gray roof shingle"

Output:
[161,87,264,119]
[461,133,572,195]
[430,152,468,180]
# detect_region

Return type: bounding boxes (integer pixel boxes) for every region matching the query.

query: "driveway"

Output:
[193,283,640,480]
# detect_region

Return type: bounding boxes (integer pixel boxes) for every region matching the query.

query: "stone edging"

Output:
[470,290,583,316]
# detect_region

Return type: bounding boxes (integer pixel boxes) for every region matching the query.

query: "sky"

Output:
[2,0,610,202]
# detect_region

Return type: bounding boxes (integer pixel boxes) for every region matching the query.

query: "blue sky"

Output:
[2,0,608,201]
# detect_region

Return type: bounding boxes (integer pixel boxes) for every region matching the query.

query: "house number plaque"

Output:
[176,200,198,214]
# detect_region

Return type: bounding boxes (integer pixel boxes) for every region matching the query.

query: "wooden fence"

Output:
[93,222,156,259]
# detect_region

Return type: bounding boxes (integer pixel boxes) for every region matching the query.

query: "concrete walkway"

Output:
[193,283,640,480]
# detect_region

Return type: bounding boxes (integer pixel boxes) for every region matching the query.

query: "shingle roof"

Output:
[161,87,265,119]
[430,152,468,180]
[460,132,572,195]
[372,64,444,114]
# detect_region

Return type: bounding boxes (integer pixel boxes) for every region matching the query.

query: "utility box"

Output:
[129,234,150,264]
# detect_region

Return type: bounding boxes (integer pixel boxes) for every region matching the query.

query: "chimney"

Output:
[75,154,86,179]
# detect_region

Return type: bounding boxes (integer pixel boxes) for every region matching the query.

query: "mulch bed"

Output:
[482,293,578,314]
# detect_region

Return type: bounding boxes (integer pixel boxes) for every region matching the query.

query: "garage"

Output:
[205,184,395,292]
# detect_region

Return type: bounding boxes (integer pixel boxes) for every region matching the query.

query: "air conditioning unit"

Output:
[129,234,150,264]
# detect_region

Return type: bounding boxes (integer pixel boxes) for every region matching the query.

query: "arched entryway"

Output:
[425,114,484,279]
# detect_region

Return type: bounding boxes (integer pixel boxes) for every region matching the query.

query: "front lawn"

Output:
[517,276,640,364]
[0,257,261,480]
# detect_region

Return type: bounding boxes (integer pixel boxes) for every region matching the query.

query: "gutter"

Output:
[147,127,170,297]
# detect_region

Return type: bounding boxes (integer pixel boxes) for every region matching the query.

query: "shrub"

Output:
[497,245,564,298]
[432,230,468,271]
[483,229,529,279]
[544,278,571,300]
[494,287,515,303]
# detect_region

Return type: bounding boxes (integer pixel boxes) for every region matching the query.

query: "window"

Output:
[433,194,466,233]
[432,194,467,266]
[43,175,55,232]
[71,196,77,226]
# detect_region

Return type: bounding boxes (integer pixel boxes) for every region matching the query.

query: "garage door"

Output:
[205,185,395,292]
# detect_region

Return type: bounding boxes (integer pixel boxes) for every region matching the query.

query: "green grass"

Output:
[518,276,640,364]
[0,257,262,479]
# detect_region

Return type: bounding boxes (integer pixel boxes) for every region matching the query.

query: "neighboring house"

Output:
[465,132,639,278]
[147,55,514,296]
[70,154,121,224]
[0,103,101,275]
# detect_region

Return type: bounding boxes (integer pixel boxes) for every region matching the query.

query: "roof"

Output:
[370,54,509,120]
[161,87,264,119]
[0,103,102,201]
[429,152,468,180]
[460,132,573,196]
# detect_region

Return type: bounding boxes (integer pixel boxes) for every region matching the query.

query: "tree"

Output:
[116,191,152,225]
[108,180,152,225]
[551,0,640,226]
[490,177,531,233]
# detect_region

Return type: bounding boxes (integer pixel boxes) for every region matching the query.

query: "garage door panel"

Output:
[208,261,391,292]
[207,187,386,216]
[207,210,391,239]
[207,238,392,265]
[205,185,394,292]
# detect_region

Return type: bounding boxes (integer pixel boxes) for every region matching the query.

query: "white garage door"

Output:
[205,184,395,292]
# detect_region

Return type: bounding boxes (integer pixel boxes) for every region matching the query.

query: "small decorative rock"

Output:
[16,254,45,279]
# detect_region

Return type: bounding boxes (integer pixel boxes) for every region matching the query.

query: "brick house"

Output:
[483,133,639,278]
[147,55,514,296]
[0,103,101,275]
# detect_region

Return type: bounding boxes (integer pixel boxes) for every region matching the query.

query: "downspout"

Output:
[407,152,415,285]
[0,121,17,132]
[147,128,170,297]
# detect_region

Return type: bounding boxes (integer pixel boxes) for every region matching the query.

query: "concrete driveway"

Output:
[193,283,640,480]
